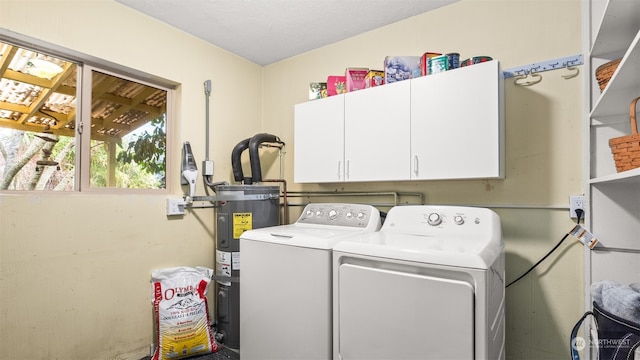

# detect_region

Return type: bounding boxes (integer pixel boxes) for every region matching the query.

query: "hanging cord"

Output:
[506,208,584,288]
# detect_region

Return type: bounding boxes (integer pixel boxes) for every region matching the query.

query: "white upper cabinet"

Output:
[294,95,345,183]
[344,80,411,182]
[410,61,504,180]
[293,60,504,183]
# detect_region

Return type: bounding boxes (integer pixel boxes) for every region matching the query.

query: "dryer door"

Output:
[337,263,474,359]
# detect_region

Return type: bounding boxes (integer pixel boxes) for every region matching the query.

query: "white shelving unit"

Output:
[584,0,640,334]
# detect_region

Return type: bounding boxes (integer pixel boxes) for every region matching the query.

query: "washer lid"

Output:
[240,203,382,250]
[240,223,377,250]
[332,231,503,269]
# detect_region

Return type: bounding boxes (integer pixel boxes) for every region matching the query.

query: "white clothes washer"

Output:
[240,203,382,360]
[332,205,505,360]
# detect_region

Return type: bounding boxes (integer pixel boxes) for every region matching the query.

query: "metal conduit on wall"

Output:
[284,191,425,207]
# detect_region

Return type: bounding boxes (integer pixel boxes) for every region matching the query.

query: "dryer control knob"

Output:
[305,210,314,217]
[454,215,464,225]
[328,209,338,220]
[427,213,442,226]
[357,212,367,221]
[346,211,354,220]
[316,210,324,217]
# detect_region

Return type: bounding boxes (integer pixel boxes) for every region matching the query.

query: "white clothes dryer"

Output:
[240,203,382,360]
[332,205,505,360]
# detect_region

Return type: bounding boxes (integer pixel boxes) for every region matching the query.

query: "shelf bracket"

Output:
[503,54,584,78]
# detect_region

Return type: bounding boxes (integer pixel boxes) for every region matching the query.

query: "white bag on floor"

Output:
[151,266,218,360]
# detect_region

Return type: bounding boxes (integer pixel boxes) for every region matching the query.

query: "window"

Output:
[0,40,172,191]
[82,68,169,190]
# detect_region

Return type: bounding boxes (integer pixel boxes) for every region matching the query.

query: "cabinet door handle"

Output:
[414,155,419,175]
[346,160,350,179]
[337,161,341,180]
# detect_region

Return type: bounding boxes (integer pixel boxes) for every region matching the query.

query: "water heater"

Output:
[214,184,280,350]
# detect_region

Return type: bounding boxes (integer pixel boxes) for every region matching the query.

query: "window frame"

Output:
[0,31,176,194]
[79,65,175,193]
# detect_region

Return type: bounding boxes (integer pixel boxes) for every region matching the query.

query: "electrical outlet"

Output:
[166,198,186,216]
[569,195,585,219]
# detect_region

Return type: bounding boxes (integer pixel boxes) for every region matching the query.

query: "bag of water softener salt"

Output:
[151,266,218,360]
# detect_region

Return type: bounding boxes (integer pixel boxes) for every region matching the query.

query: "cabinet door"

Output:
[410,60,504,180]
[294,95,345,183]
[344,80,411,181]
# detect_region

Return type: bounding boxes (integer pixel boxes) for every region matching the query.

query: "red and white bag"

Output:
[151,266,218,360]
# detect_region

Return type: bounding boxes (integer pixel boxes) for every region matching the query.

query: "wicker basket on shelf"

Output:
[595,58,621,92]
[609,97,640,172]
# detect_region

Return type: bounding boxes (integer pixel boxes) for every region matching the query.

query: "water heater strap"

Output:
[192,193,278,202]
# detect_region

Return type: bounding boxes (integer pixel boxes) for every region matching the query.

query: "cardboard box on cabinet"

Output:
[384,56,421,84]
[345,68,369,92]
[327,75,346,96]
[309,82,328,100]
[419,52,442,76]
[365,70,384,88]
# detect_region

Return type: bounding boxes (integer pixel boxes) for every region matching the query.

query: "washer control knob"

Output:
[346,211,354,220]
[357,212,367,221]
[328,209,338,220]
[316,210,323,218]
[427,213,442,226]
[305,209,314,217]
[454,215,464,225]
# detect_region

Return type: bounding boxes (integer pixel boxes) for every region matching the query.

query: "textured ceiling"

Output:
[115,0,460,66]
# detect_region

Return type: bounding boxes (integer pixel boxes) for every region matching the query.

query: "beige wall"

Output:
[0,0,261,359]
[262,0,584,359]
[0,0,583,359]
